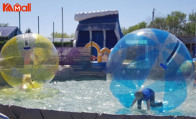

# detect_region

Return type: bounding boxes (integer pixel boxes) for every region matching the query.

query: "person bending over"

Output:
[131,88,162,110]
[20,74,34,89]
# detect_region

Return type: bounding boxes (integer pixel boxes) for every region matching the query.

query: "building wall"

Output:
[178,36,196,57]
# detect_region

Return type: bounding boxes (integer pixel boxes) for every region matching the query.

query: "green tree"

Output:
[165,11,186,35]
[123,11,195,36]
[51,32,74,38]
[122,22,147,35]
[184,12,196,35]
[149,17,167,30]
[0,23,8,27]
[121,27,129,35]
[69,33,75,38]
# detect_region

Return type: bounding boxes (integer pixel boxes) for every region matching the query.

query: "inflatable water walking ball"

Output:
[0,33,59,89]
[107,28,195,112]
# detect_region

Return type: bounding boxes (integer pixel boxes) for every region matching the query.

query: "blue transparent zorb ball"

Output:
[107,28,195,112]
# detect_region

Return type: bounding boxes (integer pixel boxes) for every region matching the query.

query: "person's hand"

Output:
[147,101,150,110]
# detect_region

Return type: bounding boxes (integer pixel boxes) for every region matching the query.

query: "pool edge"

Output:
[0,104,195,119]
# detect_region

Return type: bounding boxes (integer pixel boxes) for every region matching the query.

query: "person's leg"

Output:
[150,91,162,107]
[150,91,156,107]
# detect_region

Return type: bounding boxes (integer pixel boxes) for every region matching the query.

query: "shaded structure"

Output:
[0,26,22,39]
[178,36,196,57]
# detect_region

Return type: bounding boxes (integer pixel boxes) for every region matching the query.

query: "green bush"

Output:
[0,39,8,50]
[0,37,9,41]
[53,42,72,47]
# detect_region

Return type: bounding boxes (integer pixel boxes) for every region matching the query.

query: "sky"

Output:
[0,0,196,38]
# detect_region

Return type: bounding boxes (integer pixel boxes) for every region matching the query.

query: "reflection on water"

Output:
[0,80,195,117]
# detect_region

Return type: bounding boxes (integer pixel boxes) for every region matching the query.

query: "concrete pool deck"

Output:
[0,104,195,119]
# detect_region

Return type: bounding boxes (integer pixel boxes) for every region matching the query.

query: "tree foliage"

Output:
[0,23,8,27]
[149,17,166,30]
[122,11,196,36]
[122,22,147,35]
[165,11,186,35]
[184,12,196,35]
[51,32,74,38]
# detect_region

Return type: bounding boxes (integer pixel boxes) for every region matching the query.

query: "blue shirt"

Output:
[137,88,154,108]
[141,88,154,101]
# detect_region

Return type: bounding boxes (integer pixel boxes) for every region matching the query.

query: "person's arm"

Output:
[20,78,25,89]
[20,82,24,89]
[131,98,137,107]
[147,100,150,110]
[137,99,142,109]
[29,81,34,88]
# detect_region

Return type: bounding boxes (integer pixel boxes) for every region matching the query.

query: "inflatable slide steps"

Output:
[53,63,106,81]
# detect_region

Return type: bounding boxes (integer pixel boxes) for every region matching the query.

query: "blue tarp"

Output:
[0,26,21,37]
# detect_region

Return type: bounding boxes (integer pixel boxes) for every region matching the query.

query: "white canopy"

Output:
[74,10,118,21]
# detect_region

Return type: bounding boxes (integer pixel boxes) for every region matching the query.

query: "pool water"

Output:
[0,80,195,117]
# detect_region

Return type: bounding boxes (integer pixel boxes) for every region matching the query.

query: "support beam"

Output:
[62,7,64,47]
[103,30,106,47]
[19,12,21,33]
[38,16,39,34]
[53,22,54,42]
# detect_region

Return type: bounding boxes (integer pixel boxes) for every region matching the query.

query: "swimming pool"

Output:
[0,80,195,117]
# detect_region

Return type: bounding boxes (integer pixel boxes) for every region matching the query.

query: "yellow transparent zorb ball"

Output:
[0,33,59,89]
